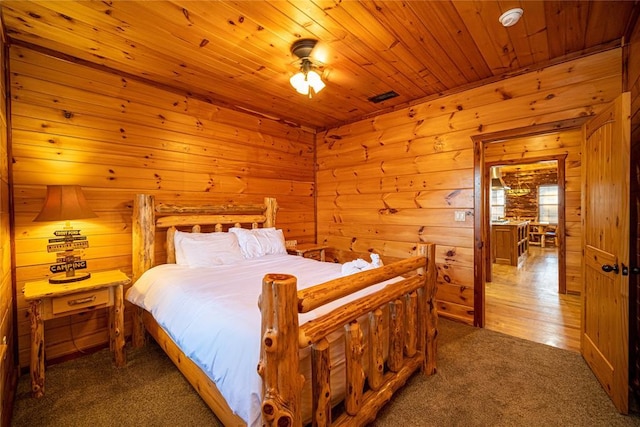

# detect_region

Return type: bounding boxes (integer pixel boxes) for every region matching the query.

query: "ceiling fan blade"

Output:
[309,40,330,64]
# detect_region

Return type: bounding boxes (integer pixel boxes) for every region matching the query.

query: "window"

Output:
[490,188,505,221]
[538,185,558,223]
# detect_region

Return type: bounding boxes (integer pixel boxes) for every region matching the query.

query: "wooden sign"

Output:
[53,229,81,237]
[49,260,87,273]
[46,229,89,252]
[48,236,87,243]
[46,228,90,274]
[46,240,89,253]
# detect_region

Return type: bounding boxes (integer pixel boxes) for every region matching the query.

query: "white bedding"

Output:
[126,253,388,426]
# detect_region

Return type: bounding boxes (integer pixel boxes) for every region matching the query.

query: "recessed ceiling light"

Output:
[499,8,523,27]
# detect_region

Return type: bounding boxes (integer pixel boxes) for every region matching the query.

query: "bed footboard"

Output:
[258,243,437,426]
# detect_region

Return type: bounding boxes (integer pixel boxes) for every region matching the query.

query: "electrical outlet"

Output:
[454,211,466,222]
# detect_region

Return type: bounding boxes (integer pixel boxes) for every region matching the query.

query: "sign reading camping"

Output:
[46,228,90,274]
[50,260,87,274]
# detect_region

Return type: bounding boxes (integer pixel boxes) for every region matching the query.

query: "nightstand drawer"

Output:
[51,288,111,315]
[303,250,322,260]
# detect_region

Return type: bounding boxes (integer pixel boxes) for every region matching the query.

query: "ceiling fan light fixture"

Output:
[290,38,326,98]
[499,8,523,27]
[290,69,325,97]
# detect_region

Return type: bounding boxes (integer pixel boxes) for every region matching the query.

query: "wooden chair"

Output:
[544,225,558,247]
[529,223,545,247]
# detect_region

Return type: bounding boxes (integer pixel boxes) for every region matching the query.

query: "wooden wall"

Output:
[502,167,558,220]
[9,46,316,368]
[0,24,15,427]
[316,48,622,324]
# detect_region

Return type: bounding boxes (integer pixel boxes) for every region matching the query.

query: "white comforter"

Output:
[126,254,386,426]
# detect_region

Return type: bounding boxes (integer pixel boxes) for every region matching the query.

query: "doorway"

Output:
[485,161,563,289]
[484,160,580,351]
[472,120,588,349]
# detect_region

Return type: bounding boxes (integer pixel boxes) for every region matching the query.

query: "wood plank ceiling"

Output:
[1,1,637,130]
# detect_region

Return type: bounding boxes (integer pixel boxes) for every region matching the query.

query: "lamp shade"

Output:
[290,70,325,97]
[34,185,97,222]
[290,72,310,95]
[306,70,326,93]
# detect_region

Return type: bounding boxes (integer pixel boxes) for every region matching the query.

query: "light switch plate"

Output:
[454,211,466,222]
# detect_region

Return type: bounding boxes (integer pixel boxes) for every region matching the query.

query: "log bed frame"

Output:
[131,194,438,426]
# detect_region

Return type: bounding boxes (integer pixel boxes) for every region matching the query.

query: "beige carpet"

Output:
[11,319,640,426]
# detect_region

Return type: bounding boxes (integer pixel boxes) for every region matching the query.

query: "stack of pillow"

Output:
[173,227,287,268]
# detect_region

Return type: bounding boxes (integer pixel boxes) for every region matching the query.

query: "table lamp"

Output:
[34,185,97,284]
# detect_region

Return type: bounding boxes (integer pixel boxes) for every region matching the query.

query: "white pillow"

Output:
[253,228,287,255]
[173,230,244,267]
[228,227,287,258]
[174,230,214,263]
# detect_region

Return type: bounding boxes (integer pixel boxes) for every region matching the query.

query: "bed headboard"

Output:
[132,194,278,281]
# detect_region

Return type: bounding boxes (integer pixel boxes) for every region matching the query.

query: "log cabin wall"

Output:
[316,48,622,324]
[501,167,558,220]
[627,17,640,404]
[0,26,15,427]
[9,46,316,368]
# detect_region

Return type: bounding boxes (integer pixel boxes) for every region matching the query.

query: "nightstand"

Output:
[287,243,329,261]
[23,269,130,397]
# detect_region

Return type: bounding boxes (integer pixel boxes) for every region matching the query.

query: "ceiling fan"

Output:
[289,38,328,97]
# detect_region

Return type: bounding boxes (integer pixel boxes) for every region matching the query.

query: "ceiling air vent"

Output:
[368,91,399,103]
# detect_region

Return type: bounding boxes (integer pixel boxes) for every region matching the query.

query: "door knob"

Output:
[601,264,619,274]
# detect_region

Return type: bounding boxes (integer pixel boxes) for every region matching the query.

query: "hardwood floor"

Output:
[485,246,581,352]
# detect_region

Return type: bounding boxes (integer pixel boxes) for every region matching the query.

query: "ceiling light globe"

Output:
[307,70,325,93]
[290,72,310,95]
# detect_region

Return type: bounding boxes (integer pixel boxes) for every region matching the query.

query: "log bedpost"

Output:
[311,338,332,427]
[368,308,385,391]
[388,299,404,372]
[132,194,155,348]
[166,227,177,264]
[264,197,277,228]
[258,273,303,427]
[418,243,438,375]
[344,320,365,415]
[404,292,418,357]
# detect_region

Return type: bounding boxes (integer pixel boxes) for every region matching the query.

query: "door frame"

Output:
[472,118,588,327]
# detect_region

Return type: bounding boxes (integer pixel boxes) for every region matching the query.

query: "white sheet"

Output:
[126,254,388,426]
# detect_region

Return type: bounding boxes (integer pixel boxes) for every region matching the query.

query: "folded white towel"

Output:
[341,253,384,276]
[370,253,383,267]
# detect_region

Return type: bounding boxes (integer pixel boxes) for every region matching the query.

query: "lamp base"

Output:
[49,271,91,284]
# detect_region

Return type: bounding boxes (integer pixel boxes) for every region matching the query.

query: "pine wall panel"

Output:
[317,48,622,324]
[9,46,316,367]
[0,26,15,426]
